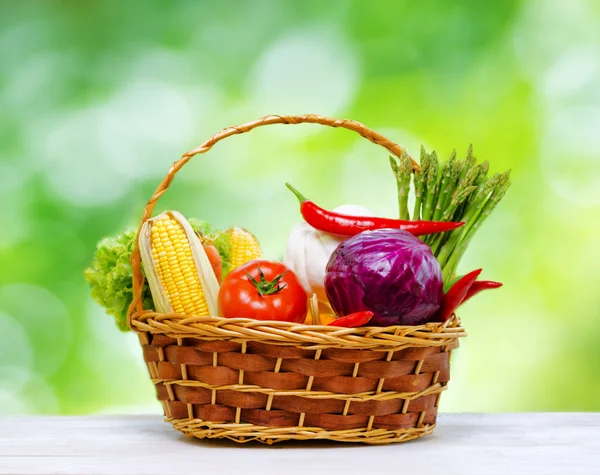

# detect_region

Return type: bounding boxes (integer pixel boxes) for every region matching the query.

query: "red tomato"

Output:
[219,260,307,323]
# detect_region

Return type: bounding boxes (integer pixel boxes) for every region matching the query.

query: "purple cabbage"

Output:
[324,229,443,326]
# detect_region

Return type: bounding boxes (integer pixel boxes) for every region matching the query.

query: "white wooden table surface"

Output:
[1,413,598,475]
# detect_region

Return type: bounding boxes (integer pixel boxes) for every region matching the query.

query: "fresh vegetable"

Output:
[328,311,374,328]
[436,170,510,282]
[192,220,261,278]
[286,183,465,237]
[390,146,511,282]
[219,260,307,323]
[461,280,502,305]
[284,203,374,303]
[84,230,154,331]
[442,274,462,294]
[227,227,262,274]
[434,269,482,322]
[388,150,414,220]
[188,218,232,269]
[325,229,443,326]
[139,211,220,317]
[203,244,223,282]
[86,219,241,329]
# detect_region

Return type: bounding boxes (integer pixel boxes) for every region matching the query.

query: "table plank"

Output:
[0,413,598,475]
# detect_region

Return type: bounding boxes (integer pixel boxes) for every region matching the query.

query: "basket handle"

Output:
[127,113,417,327]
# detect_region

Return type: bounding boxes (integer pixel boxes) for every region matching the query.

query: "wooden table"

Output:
[1,413,598,475]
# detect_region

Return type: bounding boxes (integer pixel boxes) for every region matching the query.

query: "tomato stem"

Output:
[246,265,289,296]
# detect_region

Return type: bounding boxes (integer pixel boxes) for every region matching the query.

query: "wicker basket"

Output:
[127,114,467,445]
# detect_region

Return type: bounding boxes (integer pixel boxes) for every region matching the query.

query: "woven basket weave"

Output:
[127,114,467,445]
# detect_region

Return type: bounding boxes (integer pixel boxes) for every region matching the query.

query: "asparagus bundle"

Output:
[389,145,510,282]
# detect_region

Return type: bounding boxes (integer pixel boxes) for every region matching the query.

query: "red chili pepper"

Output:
[286,183,465,237]
[434,269,482,322]
[461,280,502,305]
[328,311,374,328]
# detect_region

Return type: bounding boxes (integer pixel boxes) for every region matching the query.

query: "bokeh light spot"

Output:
[97,78,197,180]
[0,284,72,378]
[0,311,33,371]
[248,28,360,118]
[542,106,600,207]
[542,47,599,99]
[42,107,133,206]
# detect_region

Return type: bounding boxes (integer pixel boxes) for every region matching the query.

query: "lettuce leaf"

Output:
[84,230,153,331]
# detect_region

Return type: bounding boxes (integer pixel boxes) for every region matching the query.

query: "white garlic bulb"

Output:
[284,204,374,303]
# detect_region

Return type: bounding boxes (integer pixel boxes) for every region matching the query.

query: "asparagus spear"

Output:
[412,146,430,220]
[443,171,511,281]
[435,151,460,219]
[429,147,477,253]
[422,151,439,221]
[389,152,413,220]
[398,150,413,220]
[424,153,458,248]
[435,177,497,267]
[443,185,478,221]
[389,155,400,212]
[443,159,480,221]
[429,183,479,255]
[454,160,489,222]
[474,160,490,185]
[447,147,477,211]
[457,144,476,185]
[431,151,457,223]
[436,172,504,271]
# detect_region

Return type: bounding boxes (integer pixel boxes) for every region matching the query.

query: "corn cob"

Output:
[226,227,261,271]
[139,211,220,317]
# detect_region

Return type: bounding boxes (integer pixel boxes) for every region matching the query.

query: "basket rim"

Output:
[130,311,465,349]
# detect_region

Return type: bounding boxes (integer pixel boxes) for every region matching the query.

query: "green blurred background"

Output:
[1,0,599,415]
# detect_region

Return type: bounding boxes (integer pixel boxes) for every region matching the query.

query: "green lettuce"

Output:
[84,230,153,331]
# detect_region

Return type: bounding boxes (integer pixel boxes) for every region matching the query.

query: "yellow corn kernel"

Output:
[149,214,210,316]
[227,227,261,270]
